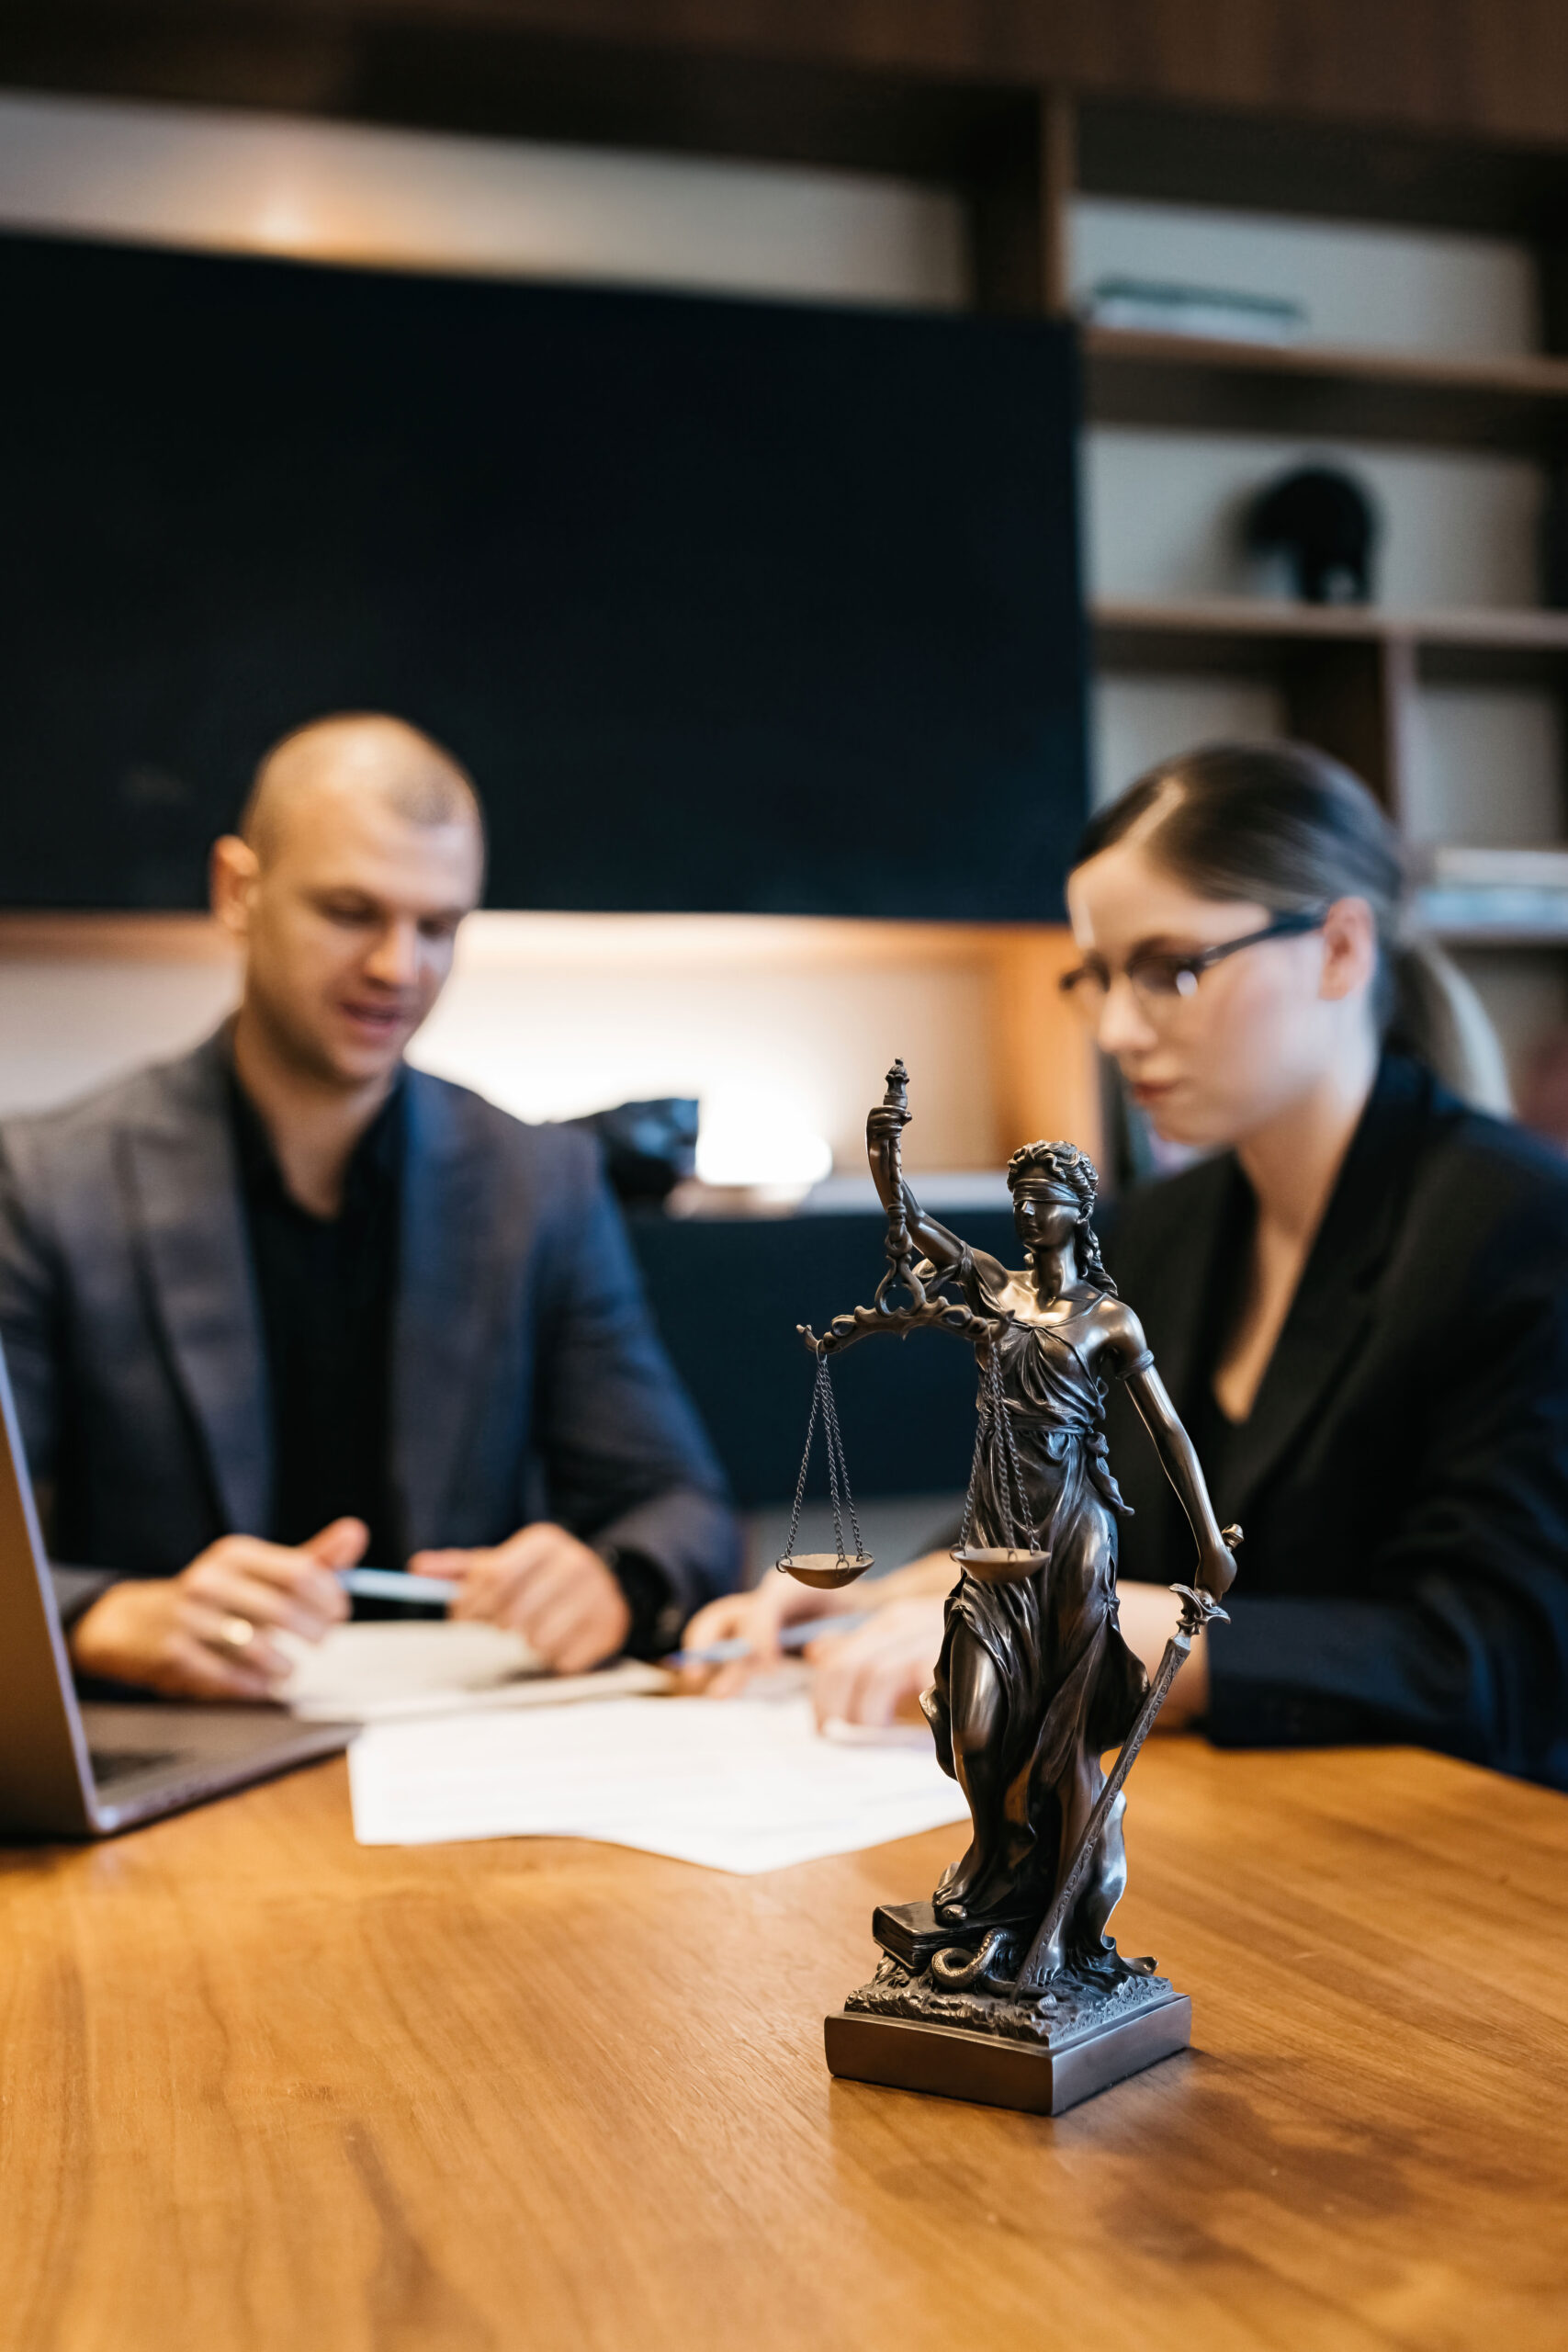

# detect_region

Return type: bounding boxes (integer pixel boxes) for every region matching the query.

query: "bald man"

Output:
[0,714,738,1699]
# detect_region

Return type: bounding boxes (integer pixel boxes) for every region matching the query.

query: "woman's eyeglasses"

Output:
[1057,910,1327,1023]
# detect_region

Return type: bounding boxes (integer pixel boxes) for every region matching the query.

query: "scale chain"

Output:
[818,1358,865,1563]
[956,1383,987,1555]
[956,1333,1040,1560]
[784,1352,864,1568]
[991,1343,1040,1555]
[782,1356,825,1565]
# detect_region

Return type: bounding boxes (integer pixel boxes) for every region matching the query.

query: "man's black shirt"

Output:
[229,1073,405,1570]
[227,1069,678,1652]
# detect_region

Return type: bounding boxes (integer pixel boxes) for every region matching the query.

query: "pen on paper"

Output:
[666,1611,872,1668]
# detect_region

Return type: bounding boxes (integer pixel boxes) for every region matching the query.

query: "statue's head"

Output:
[1006,1141,1116,1294]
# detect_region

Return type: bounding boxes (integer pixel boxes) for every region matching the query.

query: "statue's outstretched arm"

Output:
[1124,1360,1237,1599]
[865,1097,964,1273]
[905,1194,965,1272]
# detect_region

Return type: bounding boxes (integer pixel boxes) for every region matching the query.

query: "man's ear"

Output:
[1317,895,1379,1003]
[210,834,260,941]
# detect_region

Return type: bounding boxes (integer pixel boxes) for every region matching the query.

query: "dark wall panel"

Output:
[0,232,1085,918]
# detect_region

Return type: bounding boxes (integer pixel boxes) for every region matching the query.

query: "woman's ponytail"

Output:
[1386,935,1512,1115]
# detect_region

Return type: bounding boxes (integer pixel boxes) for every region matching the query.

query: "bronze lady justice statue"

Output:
[794,1065,1238,2114]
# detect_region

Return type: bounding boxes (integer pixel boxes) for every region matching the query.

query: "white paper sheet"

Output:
[279,1621,667,1722]
[347,1689,969,1870]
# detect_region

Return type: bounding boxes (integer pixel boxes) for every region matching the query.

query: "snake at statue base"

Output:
[928,1930,1016,1992]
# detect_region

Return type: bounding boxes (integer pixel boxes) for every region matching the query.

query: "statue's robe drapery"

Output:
[924,1247,1150,1929]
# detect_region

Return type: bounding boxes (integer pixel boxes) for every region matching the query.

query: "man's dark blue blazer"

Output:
[0,1030,739,1632]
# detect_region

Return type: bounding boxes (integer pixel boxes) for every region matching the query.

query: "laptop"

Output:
[0,1344,353,1837]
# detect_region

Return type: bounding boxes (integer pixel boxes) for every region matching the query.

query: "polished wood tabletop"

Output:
[3,1735,1566,2351]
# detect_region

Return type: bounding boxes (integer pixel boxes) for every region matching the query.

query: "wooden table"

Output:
[3,1737,1566,2351]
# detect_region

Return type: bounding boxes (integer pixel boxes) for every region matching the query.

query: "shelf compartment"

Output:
[1091,600,1568,824]
[1418,855,1568,947]
[1094,600,1568,686]
[1427,923,1568,948]
[1083,326,1568,452]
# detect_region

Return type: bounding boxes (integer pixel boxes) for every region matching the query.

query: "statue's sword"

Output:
[1011,1547,1238,1996]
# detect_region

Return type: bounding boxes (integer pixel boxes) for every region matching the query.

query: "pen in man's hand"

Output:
[335,1566,461,1607]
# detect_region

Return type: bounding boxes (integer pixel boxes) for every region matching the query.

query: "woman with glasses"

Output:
[684,741,1568,1791]
[1049,738,1551,1772]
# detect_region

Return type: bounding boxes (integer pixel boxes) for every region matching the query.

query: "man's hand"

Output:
[66,1518,362,1700]
[1113,1580,1210,1729]
[412,1523,631,1675]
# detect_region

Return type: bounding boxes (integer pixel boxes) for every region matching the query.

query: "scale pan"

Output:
[952,1544,1049,1584]
[777,1553,875,1589]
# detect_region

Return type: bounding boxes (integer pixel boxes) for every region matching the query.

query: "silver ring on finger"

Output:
[218,1614,256,1652]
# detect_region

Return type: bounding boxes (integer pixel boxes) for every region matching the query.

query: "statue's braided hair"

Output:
[1005,1139,1118,1297]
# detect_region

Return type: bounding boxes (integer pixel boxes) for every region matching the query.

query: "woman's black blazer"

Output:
[1100,1053,1568,1787]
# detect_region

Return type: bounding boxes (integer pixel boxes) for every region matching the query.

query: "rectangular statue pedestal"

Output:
[825,1991,1191,2117]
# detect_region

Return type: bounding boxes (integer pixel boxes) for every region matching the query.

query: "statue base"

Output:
[824,1902,1191,2116]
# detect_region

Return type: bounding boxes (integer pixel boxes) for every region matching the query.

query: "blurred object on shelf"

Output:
[1247,464,1378,604]
[1417,846,1568,939]
[566,1096,698,1204]
[1082,277,1307,345]
[1516,1028,1568,1151]
[675,1091,835,1213]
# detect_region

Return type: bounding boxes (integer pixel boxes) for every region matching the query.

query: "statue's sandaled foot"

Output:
[1014,1938,1065,1996]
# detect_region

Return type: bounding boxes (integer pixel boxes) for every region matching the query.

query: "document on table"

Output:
[347,1690,970,1871]
[280,1621,668,1723]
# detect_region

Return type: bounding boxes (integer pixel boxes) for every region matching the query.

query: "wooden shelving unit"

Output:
[1091,602,1568,841]
[1061,122,1568,965]
[1084,327,1568,453]
[1093,598,1399,814]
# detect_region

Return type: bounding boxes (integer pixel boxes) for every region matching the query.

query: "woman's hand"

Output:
[675,1575,863,1697]
[1200,1525,1242,1597]
[678,1548,957,1706]
[1198,1550,1238,1600]
[1112,1580,1210,1729]
[806,1596,946,1730]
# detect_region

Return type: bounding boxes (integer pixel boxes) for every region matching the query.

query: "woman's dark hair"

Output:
[1073,741,1509,1111]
